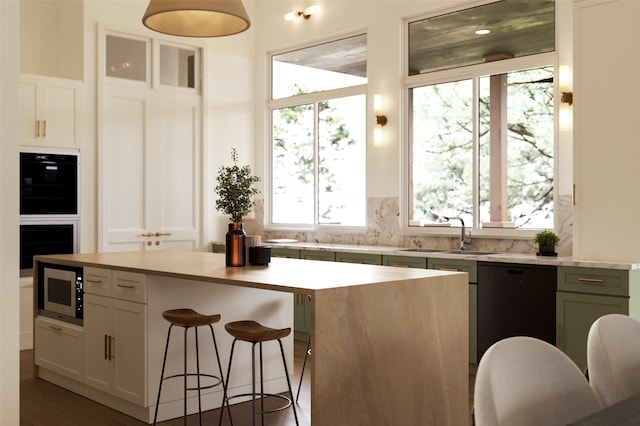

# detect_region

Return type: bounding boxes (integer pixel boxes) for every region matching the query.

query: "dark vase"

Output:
[225,222,246,266]
[538,244,556,256]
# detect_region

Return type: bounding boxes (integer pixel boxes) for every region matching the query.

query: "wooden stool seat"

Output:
[225,320,291,342]
[219,320,299,425]
[162,308,221,327]
[153,308,229,425]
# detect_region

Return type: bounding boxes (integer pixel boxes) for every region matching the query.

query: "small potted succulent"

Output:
[534,230,559,257]
[214,148,260,266]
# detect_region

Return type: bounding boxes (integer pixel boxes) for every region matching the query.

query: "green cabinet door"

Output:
[382,255,427,269]
[469,283,478,368]
[556,291,628,372]
[300,250,336,262]
[335,252,382,265]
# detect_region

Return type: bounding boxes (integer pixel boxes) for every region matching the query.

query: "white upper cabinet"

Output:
[573,0,640,262]
[20,74,82,149]
[98,31,201,253]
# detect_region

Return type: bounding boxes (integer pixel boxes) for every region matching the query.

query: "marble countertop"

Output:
[257,241,640,270]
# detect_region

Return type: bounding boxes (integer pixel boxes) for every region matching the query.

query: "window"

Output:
[269,34,367,227]
[406,0,555,231]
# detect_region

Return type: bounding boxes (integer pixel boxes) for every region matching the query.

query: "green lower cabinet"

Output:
[211,243,225,253]
[270,247,300,258]
[335,252,382,265]
[300,249,336,262]
[428,258,477,371]
[469,283,478,370]
[293,293,311,342]
[556,291,628,372]
[382,255,427,269]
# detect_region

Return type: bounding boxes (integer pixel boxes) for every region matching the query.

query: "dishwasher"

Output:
[477,261,557,361]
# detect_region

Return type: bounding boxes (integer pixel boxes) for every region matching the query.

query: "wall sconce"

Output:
[559,65,573,131]
[373,94,387,146]
[284,5,320,21]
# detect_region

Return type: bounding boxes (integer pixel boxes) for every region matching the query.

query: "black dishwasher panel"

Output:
[477,262,557,361]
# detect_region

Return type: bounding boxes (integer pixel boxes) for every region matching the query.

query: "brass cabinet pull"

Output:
[155,232,172,237]
[85,279,103,284]
[578,277,605,284]
[43,120,47,137]
[139,232,155,237]
[48,325,62,331]
[36,120,41,137]
[104,334,108,360]
[117,283,136,289]
[108,336,114,360]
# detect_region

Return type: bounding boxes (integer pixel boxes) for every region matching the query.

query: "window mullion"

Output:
[313,101,320,226]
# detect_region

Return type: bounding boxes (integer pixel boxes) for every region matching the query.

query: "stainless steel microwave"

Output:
[37,262,83,325]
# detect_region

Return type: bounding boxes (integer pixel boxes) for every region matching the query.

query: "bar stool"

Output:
[153,308,230,426]
[218,320,299,426]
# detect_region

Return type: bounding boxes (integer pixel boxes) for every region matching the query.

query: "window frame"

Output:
[401,47,559,239]
[265,33,369,232]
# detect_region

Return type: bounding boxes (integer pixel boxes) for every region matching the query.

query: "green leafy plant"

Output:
[214,148,260,223]
[534,229,559,247]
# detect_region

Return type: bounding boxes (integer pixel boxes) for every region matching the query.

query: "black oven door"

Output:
[20,152,78,215]
[20,222,76,275]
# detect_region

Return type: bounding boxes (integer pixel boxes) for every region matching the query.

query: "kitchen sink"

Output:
[400,248,451,252]
[442,250,495,255]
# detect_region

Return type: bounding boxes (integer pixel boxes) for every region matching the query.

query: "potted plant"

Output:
[214,148,260,266]
[534,230,559,257]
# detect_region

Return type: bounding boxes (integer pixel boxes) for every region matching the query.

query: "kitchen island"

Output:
[33,250,468,425]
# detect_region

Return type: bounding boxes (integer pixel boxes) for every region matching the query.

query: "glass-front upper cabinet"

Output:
[105,34,150,84]
[158,44,198,90]
[104,32,200,92]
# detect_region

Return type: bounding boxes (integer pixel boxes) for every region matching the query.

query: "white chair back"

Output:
[474,336,601,426]
[587,313,640,407]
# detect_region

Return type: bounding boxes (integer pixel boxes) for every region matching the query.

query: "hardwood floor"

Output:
[20,340,474,425]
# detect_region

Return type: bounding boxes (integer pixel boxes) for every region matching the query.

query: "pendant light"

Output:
[142,0,250,37]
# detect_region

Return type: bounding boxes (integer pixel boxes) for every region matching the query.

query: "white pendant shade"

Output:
[142,0,250,37]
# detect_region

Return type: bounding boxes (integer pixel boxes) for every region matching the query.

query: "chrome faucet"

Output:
[445,216,471,250]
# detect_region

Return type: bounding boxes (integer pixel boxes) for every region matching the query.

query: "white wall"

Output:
[1,0,21,423]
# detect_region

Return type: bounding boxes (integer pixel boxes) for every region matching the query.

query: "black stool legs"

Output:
[296,333,311,402]
[153,322,230,425]
[219,337,299,426]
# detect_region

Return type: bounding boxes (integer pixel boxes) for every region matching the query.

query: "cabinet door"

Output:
[469,283,477,366]
[113,299,147,405]
[556,291,629,372]
[101,86,200,252]
[34,317,84,381]
[20,75,80,148]
[382,255,427,269]
[84,294,113,393]
[294,293,311,342]
[335,252,382,265]
[573,0,640,262]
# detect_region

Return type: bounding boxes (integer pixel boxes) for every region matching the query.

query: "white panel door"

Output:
[100,85,200,252]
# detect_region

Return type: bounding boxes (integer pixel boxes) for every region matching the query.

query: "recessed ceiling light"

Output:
[475,29,491,35]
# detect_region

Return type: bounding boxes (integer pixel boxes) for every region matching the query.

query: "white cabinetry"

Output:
[84,269,147,405]
[99,33,201,253]
[573,0,640,262]
[34,316,83,382]
[20,74,81,148]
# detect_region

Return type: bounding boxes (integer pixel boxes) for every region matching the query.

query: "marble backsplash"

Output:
[245,194,573,257]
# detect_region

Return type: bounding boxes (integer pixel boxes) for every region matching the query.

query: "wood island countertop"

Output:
[35,250,462,294]
[35,250,469,426]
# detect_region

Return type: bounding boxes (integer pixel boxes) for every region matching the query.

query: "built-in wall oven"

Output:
[20,151,80,276]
